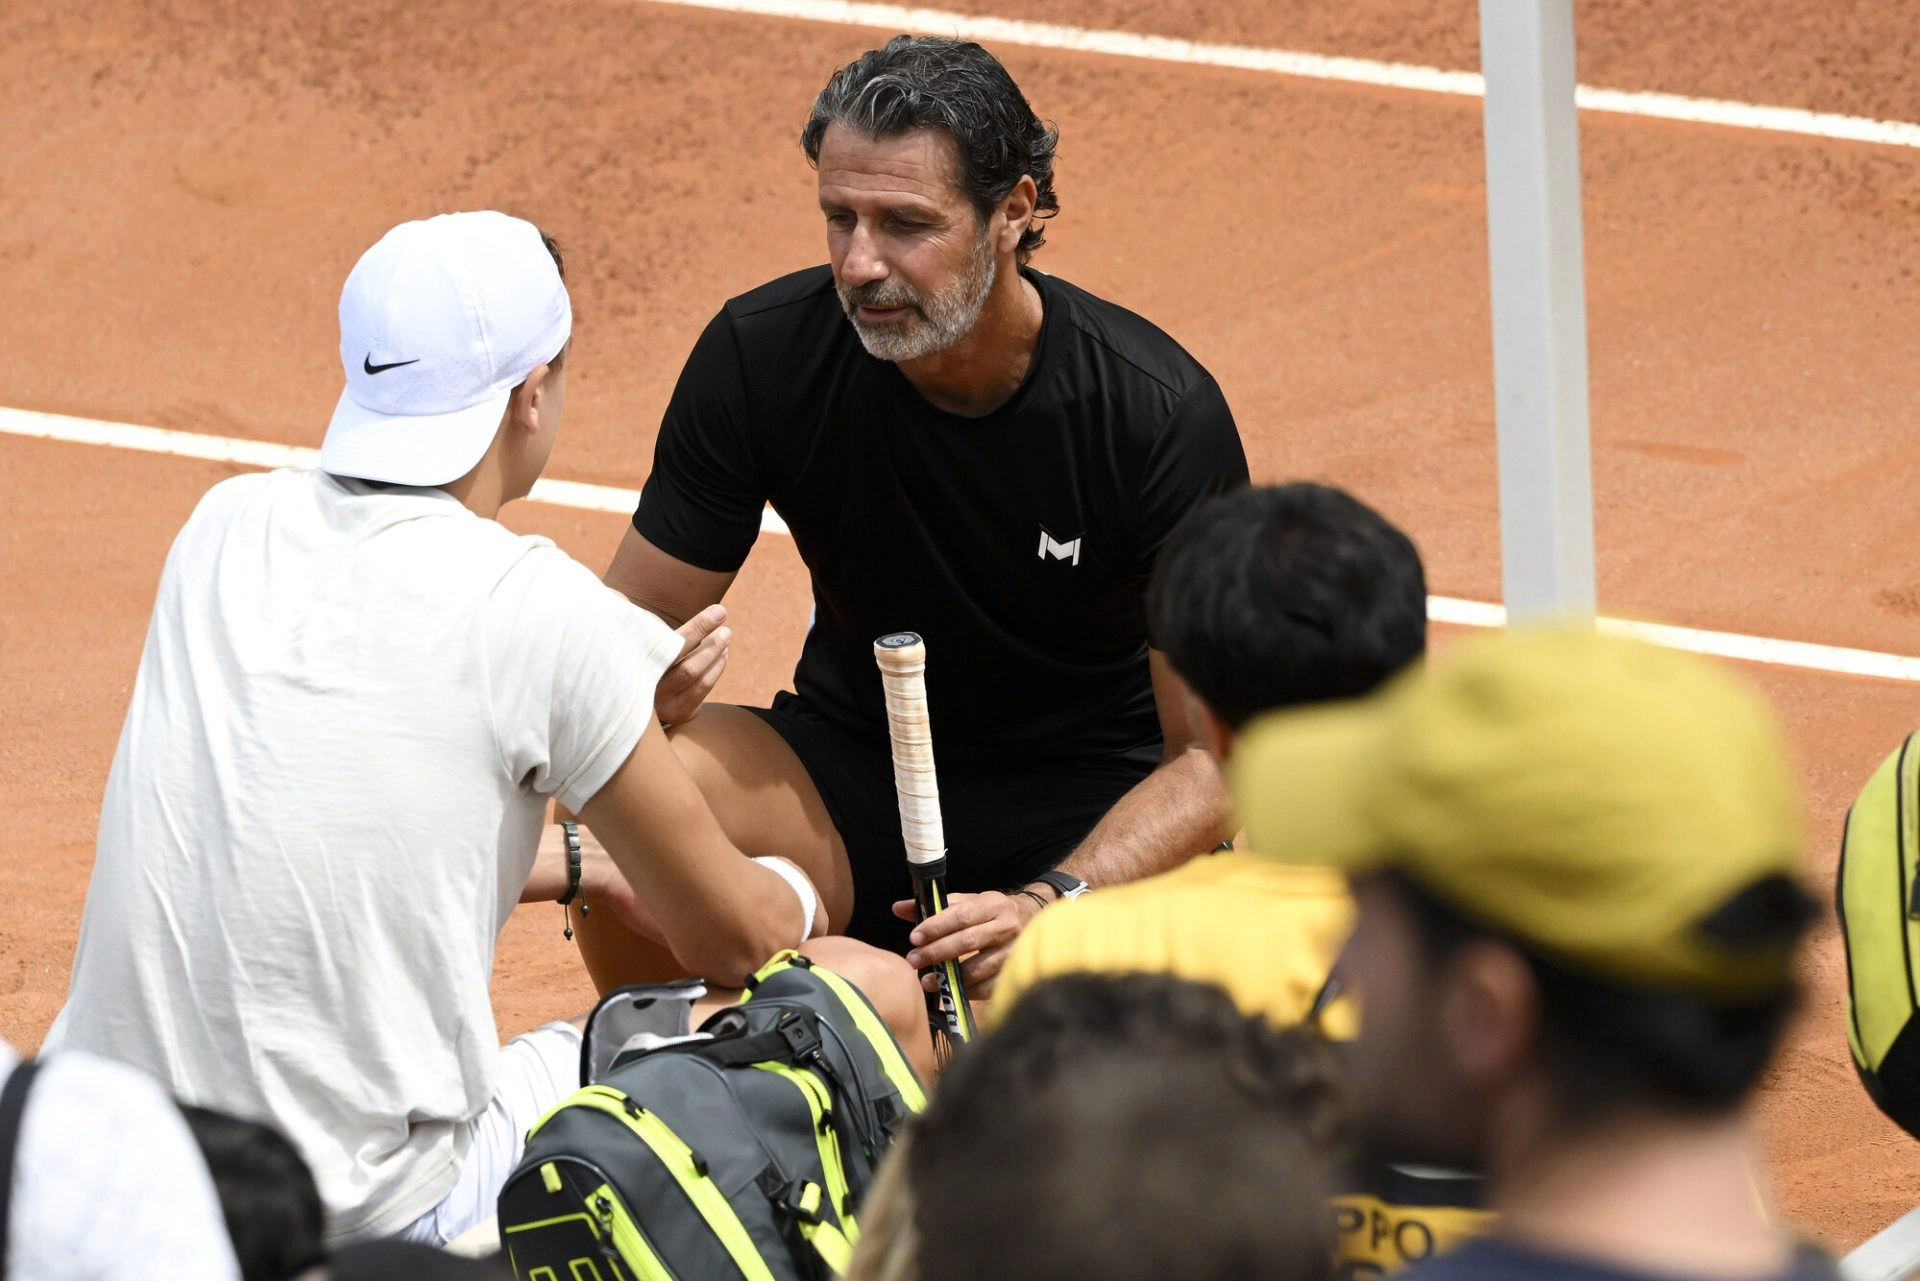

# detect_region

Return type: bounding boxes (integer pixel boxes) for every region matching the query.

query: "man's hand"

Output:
[893,890,1045,997]
[656,604,730,725]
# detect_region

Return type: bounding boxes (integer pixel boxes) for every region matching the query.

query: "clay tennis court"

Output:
[4,0,1920,1249]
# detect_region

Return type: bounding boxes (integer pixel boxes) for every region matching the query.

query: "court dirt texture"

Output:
[5,0,1920,1250]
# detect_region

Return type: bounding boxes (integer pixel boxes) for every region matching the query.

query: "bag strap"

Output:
[692,1011,826,1069]
[0,1060,43,1281]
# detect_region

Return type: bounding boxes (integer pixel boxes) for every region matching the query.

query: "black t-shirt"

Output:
[1404,1238,1840,1281]
[635,265,1248,770]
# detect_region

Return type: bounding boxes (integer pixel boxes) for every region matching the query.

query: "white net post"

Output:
[1479,0,1598,622]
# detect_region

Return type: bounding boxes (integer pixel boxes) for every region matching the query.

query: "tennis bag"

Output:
[497,951,927,1280]
[1838,729,1920,1139]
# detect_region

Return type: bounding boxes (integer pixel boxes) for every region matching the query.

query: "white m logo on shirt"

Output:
[1037,527,1082,567]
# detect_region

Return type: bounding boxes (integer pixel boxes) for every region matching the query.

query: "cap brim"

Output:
[1232,688,1402,870]
[318,386,510,487]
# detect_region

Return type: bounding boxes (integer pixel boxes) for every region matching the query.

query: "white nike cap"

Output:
[321,211,572,486]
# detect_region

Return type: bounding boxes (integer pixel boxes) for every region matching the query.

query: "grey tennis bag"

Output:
[497,951,926,1280]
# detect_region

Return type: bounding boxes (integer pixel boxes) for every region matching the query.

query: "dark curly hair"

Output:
[900,974,1346,1281]
[801,36,1061,262]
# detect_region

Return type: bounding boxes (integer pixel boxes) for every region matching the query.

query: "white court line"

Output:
[5,405,1916,683]
[0,407,791,535]
[642,0,1920,150]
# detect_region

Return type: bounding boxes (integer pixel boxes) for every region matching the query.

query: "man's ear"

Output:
[1439,939,1539,1090]
[996,175,1038,255]
[507,363,553,434]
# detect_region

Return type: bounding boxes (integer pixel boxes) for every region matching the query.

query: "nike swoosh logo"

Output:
[363,355,420,375]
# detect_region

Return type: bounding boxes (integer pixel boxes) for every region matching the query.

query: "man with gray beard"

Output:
[589,36,1248,999]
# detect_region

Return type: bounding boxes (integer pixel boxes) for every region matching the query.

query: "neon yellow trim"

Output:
[568,1261,605,1281]
[541,1161,563,1194]
[741,952,927,1111]
[737,949,806,1005]
[925,887,974,1046]
[800,1216,854,1273]
[805,966,929,1112]
[504,1211,600,1235]
[589,1181,675,1281]
[526,1088,586,1142]
[566,1088,778,1281]
[756,1063,855,1229]
[529,1268,560,1281]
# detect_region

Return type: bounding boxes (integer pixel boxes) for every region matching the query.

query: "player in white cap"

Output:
[44,211,926,1245]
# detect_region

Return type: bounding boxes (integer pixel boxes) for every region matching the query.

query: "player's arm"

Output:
[611,304,766,723]
[900,649,1230,994]
[568,717,814,985]
[606,527,739,725]
[1048,648,1232,884]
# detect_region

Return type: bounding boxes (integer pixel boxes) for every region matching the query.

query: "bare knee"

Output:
[802,937,937,1081]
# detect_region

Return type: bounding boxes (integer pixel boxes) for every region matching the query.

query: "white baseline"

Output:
[640,0,1920,150]
[5,404,1915,684]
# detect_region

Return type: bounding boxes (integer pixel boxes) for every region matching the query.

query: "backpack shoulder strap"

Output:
[0,1060,43,1281]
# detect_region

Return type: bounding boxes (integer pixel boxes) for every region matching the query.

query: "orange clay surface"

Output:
[4,0,1920,1248]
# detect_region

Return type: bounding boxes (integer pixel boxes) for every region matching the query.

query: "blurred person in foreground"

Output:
[44,211,927,1248]
[1237,626,1825,1281]
[992,481,1492,1272]
[0,1040,239,1279]
[846,972,1343,1281]
[181,1106,328,1281]
[585,35,1249,994]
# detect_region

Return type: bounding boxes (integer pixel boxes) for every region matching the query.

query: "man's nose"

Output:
[840,225,888,286]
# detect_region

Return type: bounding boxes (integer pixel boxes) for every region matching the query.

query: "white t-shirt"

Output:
[43,469,683,1240]
[2,1043,240,1280]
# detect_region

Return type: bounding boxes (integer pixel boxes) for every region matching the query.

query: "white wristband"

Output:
[752,856,819,942]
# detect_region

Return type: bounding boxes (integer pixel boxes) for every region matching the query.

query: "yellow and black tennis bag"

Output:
[497,952,927,1280]
[1838,730,1920,1139]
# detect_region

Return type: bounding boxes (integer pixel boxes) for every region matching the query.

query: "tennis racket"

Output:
[874,631,976,1064]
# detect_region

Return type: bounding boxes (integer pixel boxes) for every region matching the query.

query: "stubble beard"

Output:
[838,231,999,363]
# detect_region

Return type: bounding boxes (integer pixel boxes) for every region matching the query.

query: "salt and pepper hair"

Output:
[801,36,1061,261]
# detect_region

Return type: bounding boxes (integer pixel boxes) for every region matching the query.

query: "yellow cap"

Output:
[1233,626,1805,999]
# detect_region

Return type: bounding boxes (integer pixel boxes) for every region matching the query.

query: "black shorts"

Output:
[746,691,1155,952]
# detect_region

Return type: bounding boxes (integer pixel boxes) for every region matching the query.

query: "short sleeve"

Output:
[1133,376,1249,576]
[634,308,767,573]
[484,548,686,814]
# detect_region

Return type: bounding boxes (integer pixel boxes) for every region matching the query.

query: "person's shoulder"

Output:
[1210,851,1353,899]
[490,541,681,655]
[1039,270,1216,400]
[1018,856,1238,952]
[723,265,840,326]
[185,467,282,518]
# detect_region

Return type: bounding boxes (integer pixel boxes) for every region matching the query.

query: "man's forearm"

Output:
[1055,747,1232,888]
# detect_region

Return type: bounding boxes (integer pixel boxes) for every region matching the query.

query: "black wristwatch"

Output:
[1030,870,1090,903]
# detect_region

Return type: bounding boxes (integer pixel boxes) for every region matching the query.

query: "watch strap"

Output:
[1032,870,1089,902]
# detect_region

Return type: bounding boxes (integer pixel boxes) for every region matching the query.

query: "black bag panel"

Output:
[713,1000,888,1199]
[502,955,916,1281]
[1863,1019,1920,1141]
[708,962,914,1194]
[498,1155,667,1281]
[511,1102,757,1281]
[605,1059,820,1274]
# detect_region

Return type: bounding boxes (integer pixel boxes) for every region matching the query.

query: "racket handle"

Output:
[911,856,976,1057]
